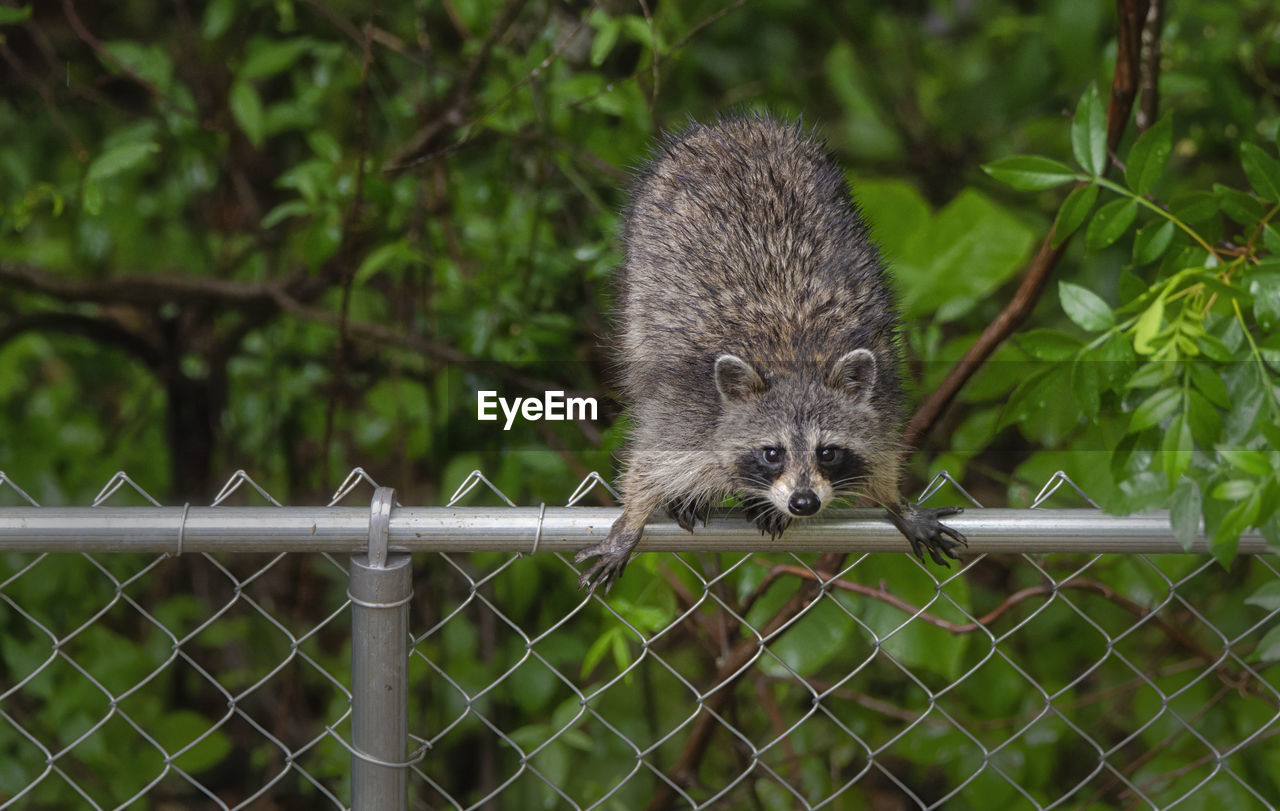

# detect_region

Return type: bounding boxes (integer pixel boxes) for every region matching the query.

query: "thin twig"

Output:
[644,552,846,811]
[765,563,1230,673]
[383,0,533,171]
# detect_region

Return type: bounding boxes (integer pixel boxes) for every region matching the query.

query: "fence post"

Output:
[350,486,410,811]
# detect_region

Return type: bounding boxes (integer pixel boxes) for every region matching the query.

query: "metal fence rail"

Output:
[1,468,1277,810]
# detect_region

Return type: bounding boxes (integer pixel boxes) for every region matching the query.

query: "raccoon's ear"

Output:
[714,354,768,402]
[828,349,877,400]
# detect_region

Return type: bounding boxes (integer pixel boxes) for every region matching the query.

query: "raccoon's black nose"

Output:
[788,490,820,517]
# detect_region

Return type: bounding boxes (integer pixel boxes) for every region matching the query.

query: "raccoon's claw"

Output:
[743,500,791,539]
[666,500,709,533]
[574,525,643,593]
[574,551,628,593]
[888,503,967,567]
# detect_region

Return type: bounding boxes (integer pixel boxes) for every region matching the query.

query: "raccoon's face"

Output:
[735,438,868,518]
[713,351,880,519]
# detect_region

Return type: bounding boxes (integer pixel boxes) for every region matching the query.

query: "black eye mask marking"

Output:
[734,447,786,486]
[817,446,866,490]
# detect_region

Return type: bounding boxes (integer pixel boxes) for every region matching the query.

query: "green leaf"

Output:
[621,15,665,51]
[1211,479,1256,500]
[1199,332,1235,362]
[1126,360,1170,389]
[1265,224,1280,254]
[201,0,235,38]
[591,17,623,66]
[1170,191,1219,225]
[1014,329,1083,361]
[307,131,342,163]
[1052,183,1098,246]
[1257,625,1280,663]
[1245,582,1280,612]
[1214,183,1266,227]
[1132,220,1175,265]
[1093,331,1137,392]
[862,185,1034,321]
[1129,387,1180,433]
[1187,362,1230,408]
[260,200,312,229]
[0,5,32,24]
[1251,272,1280,330]
[982,156,1082,191]
[1185,390,1222,446]
[1162,411,1192,485]
[82,182,103,215]
[1132,298,1164,355]
[764,597,856,676]
[1070,84,1107,176]
[581,627,626,679]
[1169,478,1201,551]
[1217,448,1275,477]
[1059,281,1115,331]
[1213,488,1262,566]
[1189,272,1251,308]
[1125,115,1172,195]
[154,710,232,773]
[1070,356,1100,420]
[1262,421,1280,452]
[1265,511,1280,553]
[229,80,265,148]
[999,367,1070,433]
[1085,197,1139,251]
[240,37,314,79]
[103,41,174,89]
[353,240,427,286]
[1118,268,1146,302]
[86,141,160,183]
[1241,142,1280,202]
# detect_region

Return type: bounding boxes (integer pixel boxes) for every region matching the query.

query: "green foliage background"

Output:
[2,0,1279,808]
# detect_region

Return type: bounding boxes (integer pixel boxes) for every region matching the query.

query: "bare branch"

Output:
[904,0,1153,449]
[644,551,847,811]
[0,261,283,307]
[384,0,532,171]
[0,311,163,367]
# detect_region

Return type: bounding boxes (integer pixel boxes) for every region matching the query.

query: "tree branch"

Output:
[0,311,163,367]
[0,261,283,307]
[904,0,1153,449]
[644,552,847,811]
[383,0,531,171]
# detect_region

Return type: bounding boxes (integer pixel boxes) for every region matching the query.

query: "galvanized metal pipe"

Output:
[349,487,409,811]
[0,506,1270,555]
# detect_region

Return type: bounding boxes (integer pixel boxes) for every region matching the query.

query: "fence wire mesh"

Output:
[1,468,1278,810]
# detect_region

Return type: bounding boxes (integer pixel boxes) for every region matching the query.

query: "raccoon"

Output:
[575,114,966,592]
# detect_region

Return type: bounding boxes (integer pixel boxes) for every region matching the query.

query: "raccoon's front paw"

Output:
[666,499,709,533]
[888,503,967,567]
[743,499,792,539]
[574,525,643,593]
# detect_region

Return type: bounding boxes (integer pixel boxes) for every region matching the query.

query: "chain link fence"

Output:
[1,468,1278,809]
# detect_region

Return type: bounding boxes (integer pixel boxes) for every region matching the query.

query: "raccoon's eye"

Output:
[817,446,844,465]
[759,447,784,468]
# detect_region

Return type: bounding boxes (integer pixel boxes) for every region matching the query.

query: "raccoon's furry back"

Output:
[573,113,966,593]
[617,114,904,445]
